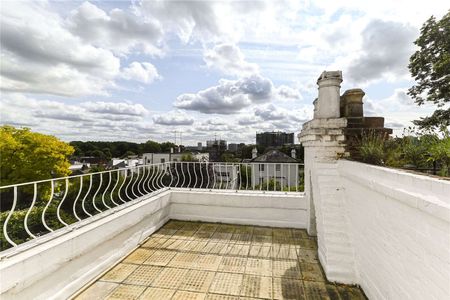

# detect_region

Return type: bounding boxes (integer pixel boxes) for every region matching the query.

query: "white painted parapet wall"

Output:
[0,189,306,300]
[338,160,450,300]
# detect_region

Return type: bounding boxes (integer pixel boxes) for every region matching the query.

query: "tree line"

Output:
[70,140,178,159]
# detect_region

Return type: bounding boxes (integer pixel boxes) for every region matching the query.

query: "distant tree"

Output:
[122,151,136,158]
[408,11,450,129]
[181,153,198,162]
[160,142,177,153]
[142,140,161,153]
[0,126,74,186]
[220,152,240,162]
[102,148,112,160]
[91,149,106,159]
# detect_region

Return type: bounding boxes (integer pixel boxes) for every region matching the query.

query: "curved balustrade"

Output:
[0,162,303,251]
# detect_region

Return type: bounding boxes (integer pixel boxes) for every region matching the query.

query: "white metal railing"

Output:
[0,162,303,251]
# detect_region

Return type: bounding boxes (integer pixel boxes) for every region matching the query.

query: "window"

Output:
[161,158,165,163]
[259,164,265,172]
[276,164,281,171]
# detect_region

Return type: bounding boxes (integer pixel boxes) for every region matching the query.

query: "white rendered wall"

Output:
[338,160,450,300]
[170,189,307,228]
[0,190,172,300]
[0,189,306,300]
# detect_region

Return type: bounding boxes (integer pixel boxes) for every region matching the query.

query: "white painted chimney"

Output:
[252,147,258,159]
[170,147,174,154]
[316,71,342,118]
[291,149,296,159]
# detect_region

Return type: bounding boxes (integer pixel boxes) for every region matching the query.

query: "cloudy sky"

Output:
[0,1,447,145]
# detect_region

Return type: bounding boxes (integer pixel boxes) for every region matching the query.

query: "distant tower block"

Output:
[315,71,343,118]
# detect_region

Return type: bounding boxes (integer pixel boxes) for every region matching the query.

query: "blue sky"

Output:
[0,0,447,145]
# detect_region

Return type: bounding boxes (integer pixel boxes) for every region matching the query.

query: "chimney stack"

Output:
[170,147,174,154]
[291,149,296,159]
[315,71,342,119]
[252,147,258,159]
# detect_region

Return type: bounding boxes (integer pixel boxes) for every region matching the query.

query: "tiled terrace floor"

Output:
[75,221,366,300]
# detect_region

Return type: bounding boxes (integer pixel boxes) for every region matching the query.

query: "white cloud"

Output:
[347,20,417,84]
[174,74,273,114]
[81,101,149,116]
[121,62,161,84]
[275,85,302,101]
[153,111,194,126]
[203,43,259,77]
[0,1,120,96]
[67,1,163,55]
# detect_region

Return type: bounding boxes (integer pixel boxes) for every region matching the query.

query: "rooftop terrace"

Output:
[75,221,365,300]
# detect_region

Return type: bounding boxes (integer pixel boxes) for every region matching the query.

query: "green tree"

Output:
[142,140,161,153]
[408,11,450,129]
[0,126,74,186]
[181,153,198,162]
[160,142,177,153]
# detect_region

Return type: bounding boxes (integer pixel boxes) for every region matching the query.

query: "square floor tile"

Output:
[273,277,305,300]
[300,262,326,282]
[193,254,222,271]
[139,287,175,299]
[218,256,247,273]
[253,227,273,236]
[101,264,138,283]
[123,249,154,264]
[143,249,176,266]
[209,273,243,296]
[75,281,119,300]
[172,290,206,300]
[297,249,319,263]
[168,252,198,268]
[152,268,187,289]
[245,258,272,276]
[205,294,239,300]
[248,245,272,258]
[272,260,301,278]
[141,237,167,249]
[240,275,272,299]
[179,270,215,292]
[106,284,145,300]
[123,265,162,286]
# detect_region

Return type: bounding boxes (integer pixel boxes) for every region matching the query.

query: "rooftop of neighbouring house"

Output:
[74,220,366,300]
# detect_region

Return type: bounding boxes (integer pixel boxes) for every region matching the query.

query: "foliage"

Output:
[181,153,198,162]
[70,140,179,159]
[160,142,177,153]
[220,152,240,162]
[354,128,450,176]
[142,140,161,153]
[0,126,74,186]
[408,11,450,129]
[358,131,386,165]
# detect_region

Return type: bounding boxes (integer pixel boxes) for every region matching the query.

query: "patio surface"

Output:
[74,221,366,300]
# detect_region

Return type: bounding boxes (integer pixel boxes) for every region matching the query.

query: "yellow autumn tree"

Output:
[0,126,74,186]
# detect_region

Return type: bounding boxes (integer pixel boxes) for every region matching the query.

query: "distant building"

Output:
[206,139,227,161]
[143,152,209,164]
[256,131,294,148]
[206,139,227,149]
[249,149,300,188]
[143,153,183,164]
[228,143,245,152]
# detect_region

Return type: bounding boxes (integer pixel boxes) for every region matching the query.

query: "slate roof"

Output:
[250,149,298,163]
